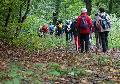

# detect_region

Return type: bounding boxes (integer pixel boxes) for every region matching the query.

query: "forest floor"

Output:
[0,40,120,84]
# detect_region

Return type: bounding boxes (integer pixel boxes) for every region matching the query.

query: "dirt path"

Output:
[0,40,120,83]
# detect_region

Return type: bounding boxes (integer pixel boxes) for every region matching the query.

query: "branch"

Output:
[18,4,22,23]
[4,1,13,27]
[21,0,31,23]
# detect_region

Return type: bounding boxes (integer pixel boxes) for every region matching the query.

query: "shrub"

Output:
[98,56,110,66]
[12,15,66,51]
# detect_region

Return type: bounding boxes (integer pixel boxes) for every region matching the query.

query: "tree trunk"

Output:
[64,4,67,19]
[53,0,61,25]
[18,4,22,23]
[108,0,113,13]
[4,7,12,27]
[21,0,31,23]
[15,0,31,37]
[53,12,57,25]
[15,4,22,37]
[85,0,92,15]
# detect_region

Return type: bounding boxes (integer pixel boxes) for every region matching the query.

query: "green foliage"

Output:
[68,67,87,76]
[44,65,87,77]
[0,0,120,51]
[31,79,41,84]
[59,0,84,20]
[109,14,120,48]
[98,56,110,66]
[47,63,65,76]
[114,60,120,68]
[47,70,61,76]
[93,0,120,16]
[4,80,13,84]
[35,63,44,68]
[59,69,68,75]
[46,63,87,77]
[13,78,20,84]
[1,62,36,83]
[112,0,120,17]
[48,63,61,70]
[11,15,66,51]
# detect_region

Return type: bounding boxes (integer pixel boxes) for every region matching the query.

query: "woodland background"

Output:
[0,0,120,83]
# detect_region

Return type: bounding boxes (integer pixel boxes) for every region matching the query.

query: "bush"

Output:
[1,14,120,51]
[109,14,120,48]
[12,15,66,51]
[98,56,110,66]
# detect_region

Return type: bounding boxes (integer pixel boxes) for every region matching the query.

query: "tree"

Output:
[108,0,113,13]
[21,0,31,23]
[52,0,61,25]
[84,0,92,15]
[4,0,13,27]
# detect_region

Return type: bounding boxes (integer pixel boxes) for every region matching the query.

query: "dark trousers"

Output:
[50,31,54,35]
[95,32,102,48]
[58,28,62,36]
[99,31,109,52]
[80,33,89,53]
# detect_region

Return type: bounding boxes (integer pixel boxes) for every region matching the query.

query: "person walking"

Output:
[76,8,93,53]
[70,18,80,51]
[49,22,54,35]
[93,13,102,49]
[56,20,63,37]
[65,21,72,42]
[95,7,111,53]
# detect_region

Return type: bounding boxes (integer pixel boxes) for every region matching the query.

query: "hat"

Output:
[81,8,87,13]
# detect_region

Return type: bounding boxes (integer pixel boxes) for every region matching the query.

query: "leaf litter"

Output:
[0,41,120,83]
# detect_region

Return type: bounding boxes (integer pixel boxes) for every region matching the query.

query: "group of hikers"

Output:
[39,7,111,53]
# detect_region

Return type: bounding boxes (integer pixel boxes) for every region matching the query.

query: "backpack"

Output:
[99,14,110,30]
[93,20,99,32]
[65,24,70,33]
[80,16,89,29]
[58,23,63,30]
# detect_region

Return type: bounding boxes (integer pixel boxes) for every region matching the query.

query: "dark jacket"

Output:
[70,20,78,36]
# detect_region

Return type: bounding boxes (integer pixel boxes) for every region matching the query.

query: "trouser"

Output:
[80,33,89,53]
[66,32,73,41]
[58,28,62,36]
[99,31,109,52]
[74,35,80,50]
[95,32,102,48]
[89,33,92,48]
[50,31,54,35]
[39,32,46,38]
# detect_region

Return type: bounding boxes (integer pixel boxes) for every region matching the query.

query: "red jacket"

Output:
[76,13,93,34]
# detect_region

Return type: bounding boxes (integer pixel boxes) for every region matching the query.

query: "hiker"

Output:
[38,26,42,37]
[40,24,48,37]
[65,20,72,42]
[56,20,63,37]
[89,22,95,51]
[93,13,102,49]
[70,18,80,50]
[76,8,93,53]
[55,25,58,36]
[61,24,65,35]
[95,7,111,52]
[49,22,54,35]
